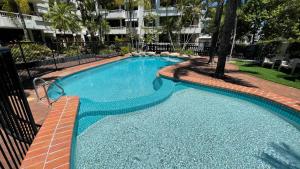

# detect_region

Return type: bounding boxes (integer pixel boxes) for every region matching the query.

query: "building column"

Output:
[41,30,46,43]
[28,30,34,42]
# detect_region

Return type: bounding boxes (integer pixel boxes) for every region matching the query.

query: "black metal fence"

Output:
[146,43,210,55]
[4,41,129,82]
[0,48,39,169]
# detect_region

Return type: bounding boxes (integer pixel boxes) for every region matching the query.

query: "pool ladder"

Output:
[33,77,65,105]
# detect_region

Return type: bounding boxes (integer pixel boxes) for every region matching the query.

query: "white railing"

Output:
[109,9,125,13]
[110,26,125,29]
[0,10,33,20]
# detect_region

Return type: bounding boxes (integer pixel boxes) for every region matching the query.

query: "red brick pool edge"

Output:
[21,96,79,169]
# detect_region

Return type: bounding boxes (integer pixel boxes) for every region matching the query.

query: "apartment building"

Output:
[0,0,82,43]
[104,0,211,45]
[0,0,211,45]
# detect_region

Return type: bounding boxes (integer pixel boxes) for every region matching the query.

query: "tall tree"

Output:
[215,0,239,77]
[208,0,224,64]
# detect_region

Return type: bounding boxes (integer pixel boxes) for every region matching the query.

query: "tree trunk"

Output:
[15,1,31,41]
[229,16,237,59]
[215,0,238,77]
[208,0,224,64]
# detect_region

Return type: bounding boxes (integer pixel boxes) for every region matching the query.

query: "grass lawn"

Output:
[232,60,300,89]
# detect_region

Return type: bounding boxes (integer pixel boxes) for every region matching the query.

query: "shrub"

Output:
[286,41,300,59]
[64,48,80,57]
[181,49,194,55]
[10,43,52,62]
[99,49,115,55]
[120,46,130,55]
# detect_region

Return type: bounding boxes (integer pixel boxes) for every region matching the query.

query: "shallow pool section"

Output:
[75,84,300,169]
[48,57,182,102]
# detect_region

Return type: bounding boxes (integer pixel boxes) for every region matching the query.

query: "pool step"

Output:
[78,79,175,118]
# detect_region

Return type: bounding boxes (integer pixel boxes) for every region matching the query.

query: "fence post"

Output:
[17,41,32,79]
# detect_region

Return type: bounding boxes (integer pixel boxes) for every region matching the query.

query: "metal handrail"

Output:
[33,77,64,105]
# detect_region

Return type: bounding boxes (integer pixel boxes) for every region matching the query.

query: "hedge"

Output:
[234,39,300,60]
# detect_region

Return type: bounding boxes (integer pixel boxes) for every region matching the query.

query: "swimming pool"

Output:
[48,56,300,169]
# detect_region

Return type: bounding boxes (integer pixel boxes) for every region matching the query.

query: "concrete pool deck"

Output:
[21,55,300,168]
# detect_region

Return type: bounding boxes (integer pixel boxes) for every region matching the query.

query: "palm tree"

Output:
[215,0,239,77]
[3,0,32,41]
[208,0,224,64]
[45,3,81,42]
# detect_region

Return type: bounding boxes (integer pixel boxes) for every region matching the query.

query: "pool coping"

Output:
[20,96,79,169]
[158,61,300,113]
[21,56,300,169]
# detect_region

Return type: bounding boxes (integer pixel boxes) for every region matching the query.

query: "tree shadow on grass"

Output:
[259,142,300,169]
[276,74,300,82]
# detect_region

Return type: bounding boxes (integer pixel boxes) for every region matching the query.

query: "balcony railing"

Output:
[0,10,33,20]
[110,26,125,29]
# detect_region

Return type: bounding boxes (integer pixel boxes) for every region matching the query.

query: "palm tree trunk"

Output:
[215,0,238,77]
[15,1,30,41]
[229,16,237,59]
[208,0,224,64]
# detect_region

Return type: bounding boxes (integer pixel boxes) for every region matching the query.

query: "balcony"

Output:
[181,25,201,34]
[125,11,138,21]
[158,7,181,16]
[109,27,127,34]
[102,9,126,19]
[0,10,48,30]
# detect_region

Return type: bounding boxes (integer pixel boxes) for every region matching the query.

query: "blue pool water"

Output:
[48,57,300,169]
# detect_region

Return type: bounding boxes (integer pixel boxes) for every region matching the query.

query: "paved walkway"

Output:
[27,56,300,125]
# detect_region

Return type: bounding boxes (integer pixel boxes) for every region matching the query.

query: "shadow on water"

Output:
[259,142,300,169]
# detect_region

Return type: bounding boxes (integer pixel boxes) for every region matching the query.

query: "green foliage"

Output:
[100,20,110,35]
[144,34,156,44]
[44,3,81,33]
[3,0,31,14]
[114,37,126,42]
[238,0,300,41]
[286,41,300,59]
[63,47,80,57]
[234,60,300,89]
[234,39,300,60]
[120,46,130,55]
[181,49,194,55]
[99,49,115,55]
[10,43,52,62]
